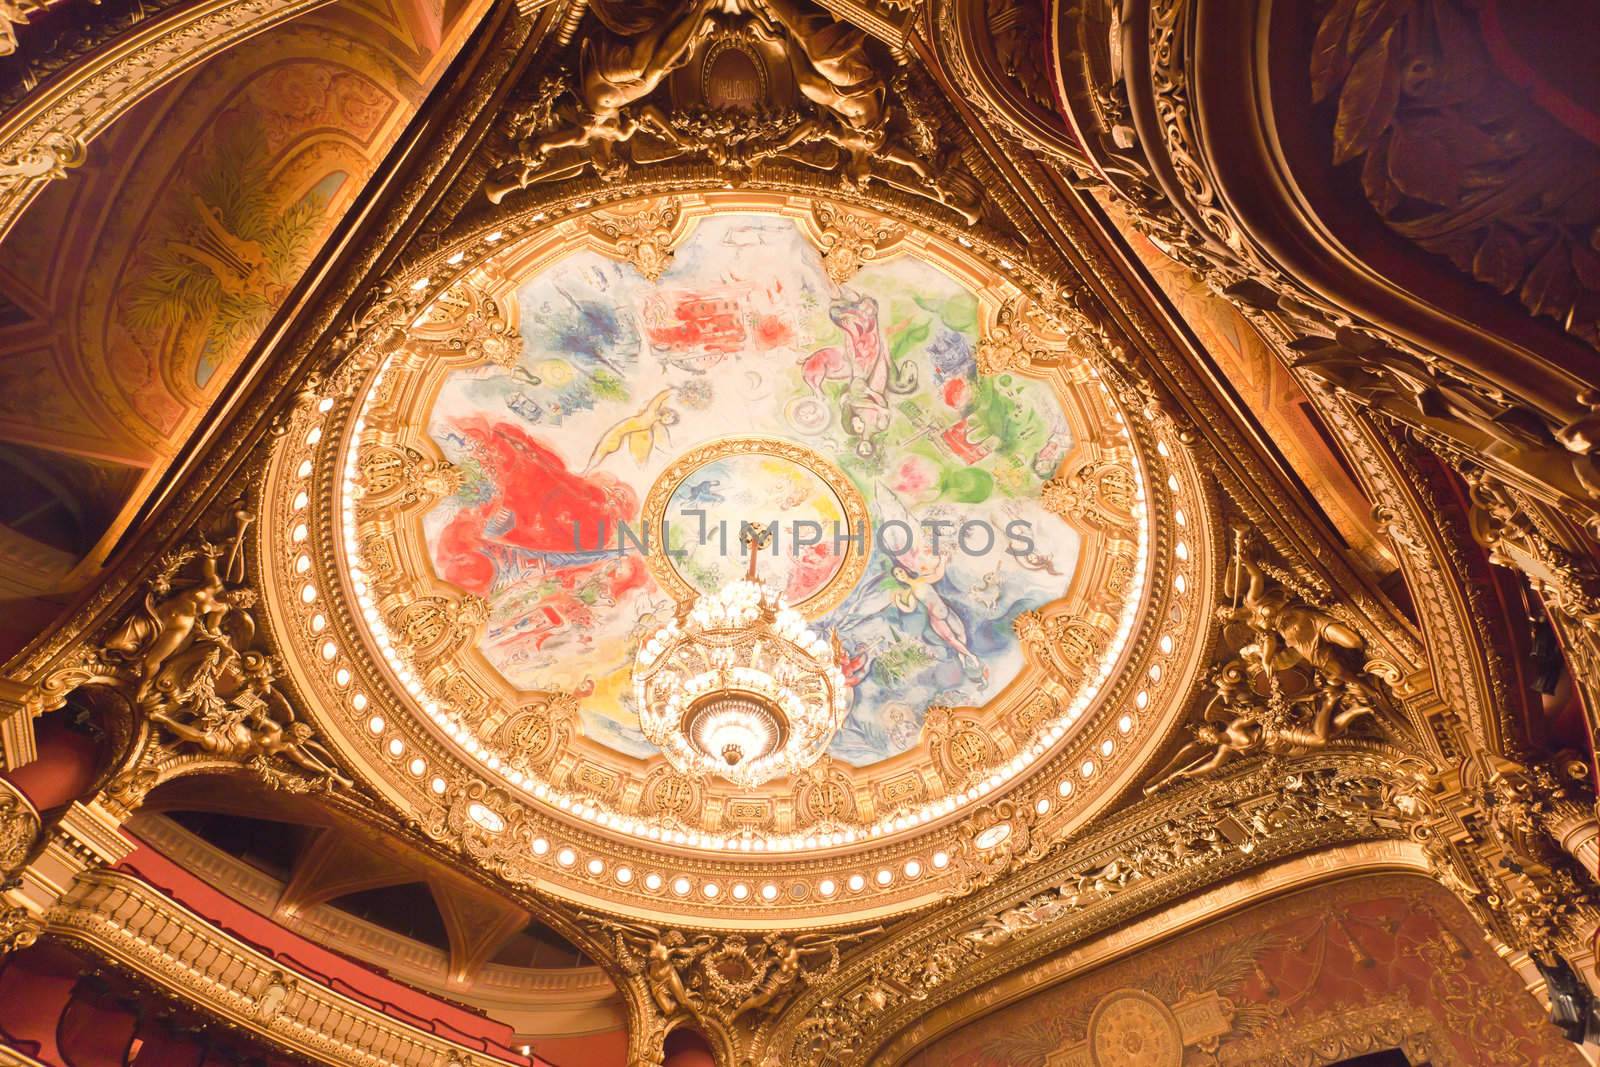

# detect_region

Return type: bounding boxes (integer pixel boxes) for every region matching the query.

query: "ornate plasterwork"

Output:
[1310,0,1600,353]
[8,4,1591,1064]
[257,188,1208,927]
[768,759,1431,1065]
[1049,0,1600,527]
[1142,525,1402,794]
[0,779,39,878]
[0,0,333,242]
[45,868,516,1067]
[480,0,987,225]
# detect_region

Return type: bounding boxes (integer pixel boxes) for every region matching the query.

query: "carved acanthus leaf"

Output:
[1313,0,1600,352]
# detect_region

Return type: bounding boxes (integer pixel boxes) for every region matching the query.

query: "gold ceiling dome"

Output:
[3,0,1595,1065]
[256,190,1211,927]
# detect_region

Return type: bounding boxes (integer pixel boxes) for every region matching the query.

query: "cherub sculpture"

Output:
[485,0,720,200]
[104,510,254,702]
[745,0,982,222]
[736,929,875,1017]
[1142,658,1265,794]
[1217,525,1377,709]
[1146,530,1384,793]
[150,698,350,786]
[609,921,715,1019]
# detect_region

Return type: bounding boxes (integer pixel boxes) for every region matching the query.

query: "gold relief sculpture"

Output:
[1007,688,1061,741]
[483,0,986,222]
[975,297,1065,376]
[0,906,40,958]
[922,703,999,790]
[985,0,1052,112]
[744,0,981,222]
[356,531,399,580]
[354,443,465,516]
[0,131,86,184]
[876,770,925,810]
[793,755,859,829]
[1219,526,1377,707]
[601,914,879,1050]
[571,760,624,803]
[383,594,489,670]
[103,510,255,705]
[1103,546,1137,597]
[144,685,352,789]
[639,765,702,825]
[247,970,297,1020]
[440,673,490,718]
[1014,610,1110,684]
[494,695,574,771]
[588,200,685,282]
[485,0,721,199]
[951,797,1039,892]
[2,503,358,819]
[1288,328,1600,510]
[1040,457,1137,530]
[811,201,905,285]
[790,766,1442,1064]
[416,290,522,370]
[1460,463,1600,628]
[0,781,39,876]
[1145,529,1387,794]
[429,781,532,878]
[1082,989,1185,1067]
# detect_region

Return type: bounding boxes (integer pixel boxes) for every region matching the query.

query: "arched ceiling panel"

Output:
[0,0,490,600]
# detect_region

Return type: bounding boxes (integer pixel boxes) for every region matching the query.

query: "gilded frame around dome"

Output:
[256,188,1218,928]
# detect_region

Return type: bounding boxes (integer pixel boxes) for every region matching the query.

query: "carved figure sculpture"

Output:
[145,650,353,788]
[748,0,982,221]
[1220,527,1367,686]
[1147,532,1384,793]
[734,930,872,1017]
[1142,661,1265,793]
[1217,526,1379,730]
[486,0,720,200]
[99,507,353,792]
[104,510,254,701]
[611,921,714,1018]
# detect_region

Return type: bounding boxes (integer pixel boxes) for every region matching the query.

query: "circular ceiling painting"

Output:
[266,191,1209,924]
[418,213,1079,768]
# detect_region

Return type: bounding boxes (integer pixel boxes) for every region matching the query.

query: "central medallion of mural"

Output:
[419,213,1080,767]
[644,437,870,615]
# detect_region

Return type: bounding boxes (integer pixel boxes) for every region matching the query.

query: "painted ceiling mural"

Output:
[905,874,1585,1067]
[421,214,1080,766]
[0,0,484,602]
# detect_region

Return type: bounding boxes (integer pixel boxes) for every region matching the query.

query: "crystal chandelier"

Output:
[633,527,850,787]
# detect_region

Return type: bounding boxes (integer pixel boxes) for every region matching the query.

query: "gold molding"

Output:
[258,187,1205,929]
[47,868,516,1067]
[0,0,335,242]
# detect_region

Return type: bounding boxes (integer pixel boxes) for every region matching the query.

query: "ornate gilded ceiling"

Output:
[260,189,1209,925]
[3,1,1597,1066]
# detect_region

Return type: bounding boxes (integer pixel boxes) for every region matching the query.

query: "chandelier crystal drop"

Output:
[633,527,850,787]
